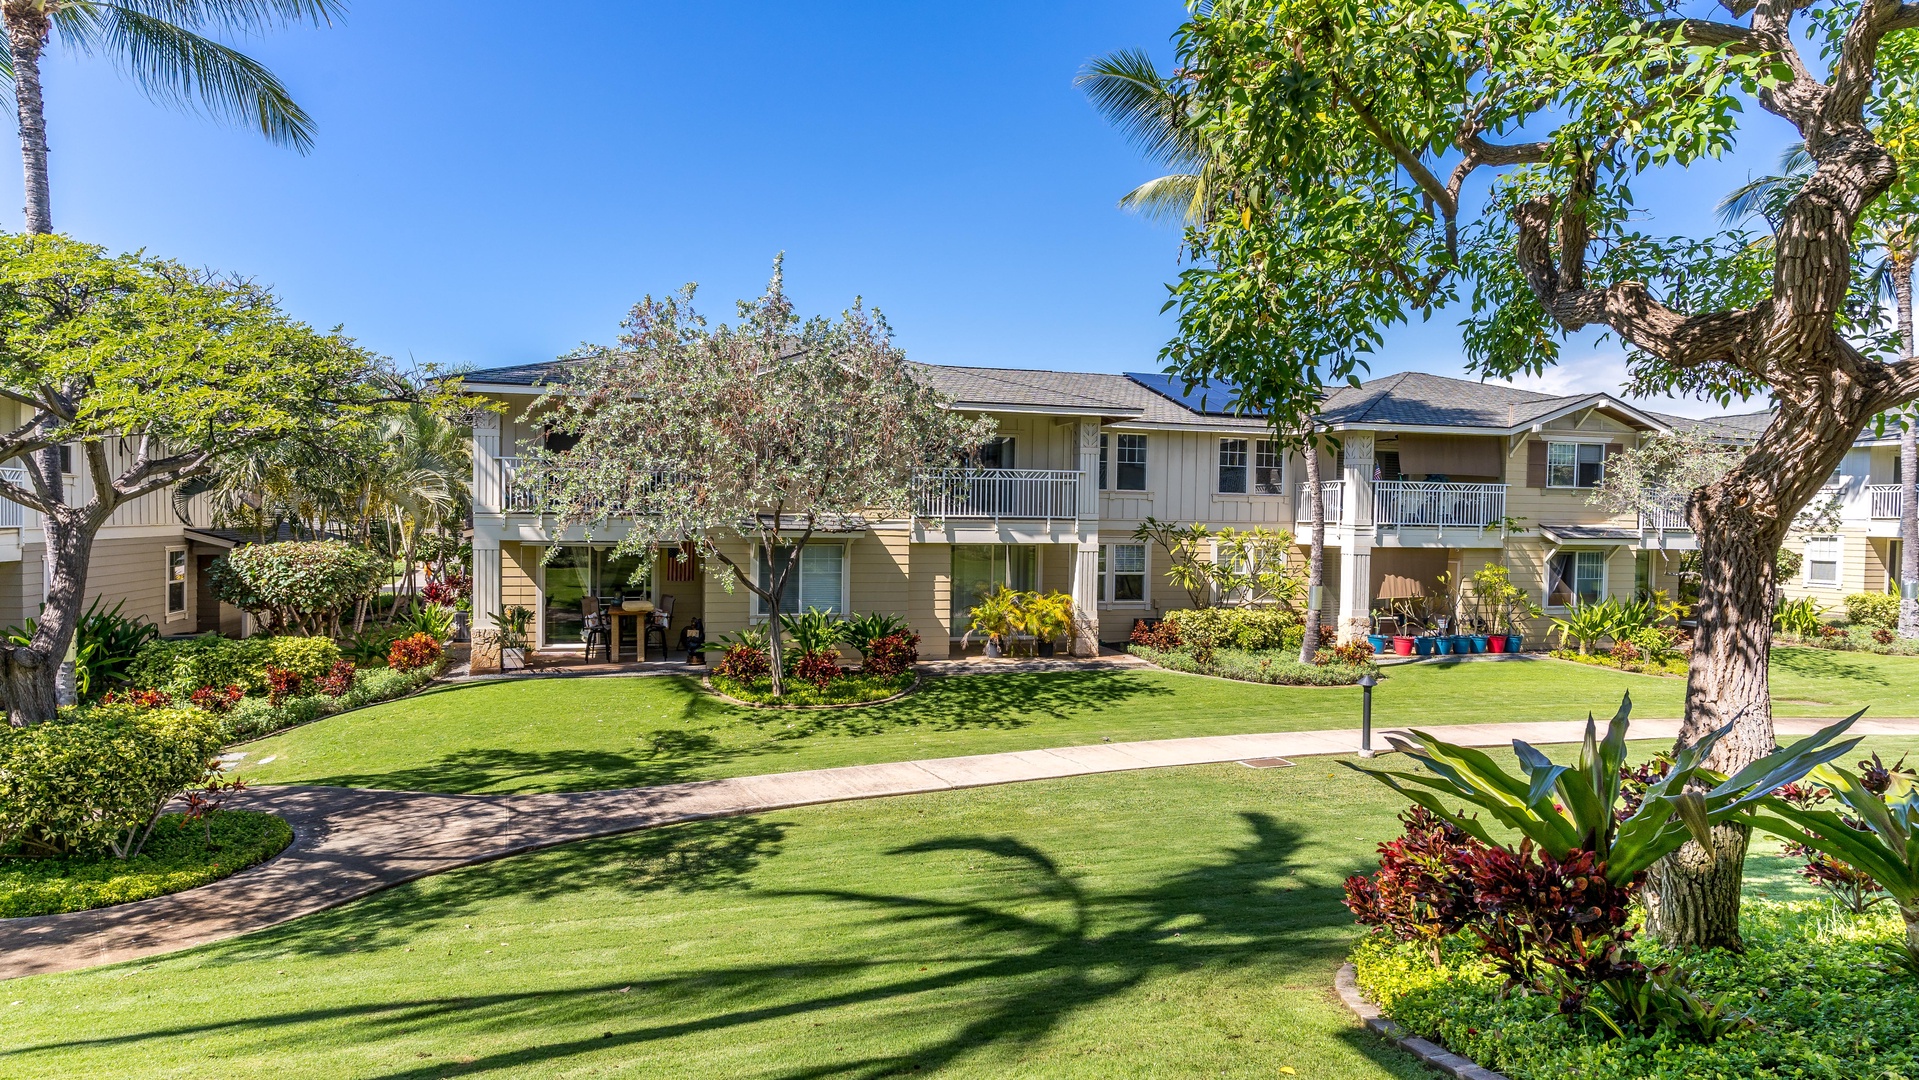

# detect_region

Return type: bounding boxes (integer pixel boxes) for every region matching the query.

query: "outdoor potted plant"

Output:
[964,586,1022,659]
[1023,590,1076,658]
[1365,613,1391,655]
[1467,618,1490,653]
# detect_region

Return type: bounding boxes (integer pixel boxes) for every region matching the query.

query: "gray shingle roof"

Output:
[459,359,580,388]
[906,364,1138,414]
[1315,372,1595,429]
[1648,410,1774,441]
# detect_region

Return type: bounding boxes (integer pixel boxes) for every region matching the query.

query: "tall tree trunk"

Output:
[1895,252,1918,639]
[4,4,53,235]
[1298,442,1324,662]
[7,508,95,725]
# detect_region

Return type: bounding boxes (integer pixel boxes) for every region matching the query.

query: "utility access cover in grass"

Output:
[1237,757,1295,769]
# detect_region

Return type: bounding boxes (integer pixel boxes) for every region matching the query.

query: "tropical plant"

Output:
[208,541,387,637]
[779,608,844,655]
[785,649,841,690]
[705,623,772,653]
[1847,592,1902,630]
[517,258,992,696]
[1748,753,1919,964]
[399,603,457,643]
[715,645,771,682]
[1161,607,1296,651]
[861,633,919,679]
[1609,597,1657,639]
[1343,806,1483,965]
[1019,591,1079,651]
[1775,596,1829,638]
[1211,525,1306,610]
[6,597,159,701]
[495,605,535,657]
[1470,564,1535,637]
[1347,696,1863,886]
[0,1,341,235]
[840,613,909,659]
[386,633,441,673]
[1132,517,1218,609]
[1550,599,1618,656]
[962,586,1025,653]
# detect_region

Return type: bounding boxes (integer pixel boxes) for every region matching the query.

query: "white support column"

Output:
[472,409,502,514]
[1337,433,1377,642]
[1073,419,1103,656]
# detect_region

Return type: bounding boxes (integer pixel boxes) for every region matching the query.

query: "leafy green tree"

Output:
[0,234,411,725]
[520,258,993,696]
[0,0,340,234]
[1140,0,1919,948]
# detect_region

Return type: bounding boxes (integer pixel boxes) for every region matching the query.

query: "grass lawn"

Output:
[14,737,1910,1079]
[235,647,1919,796]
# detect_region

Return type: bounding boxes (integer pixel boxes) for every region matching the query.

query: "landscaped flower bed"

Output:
[0,809,292,918]
[1128,643,1377,686]
[708,671,915,707]
[1353,901,1919,1080]
[1548,649,1687,677]
[1126,611,1377,686]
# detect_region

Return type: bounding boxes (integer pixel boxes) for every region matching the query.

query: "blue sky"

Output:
[16,1,1797,416]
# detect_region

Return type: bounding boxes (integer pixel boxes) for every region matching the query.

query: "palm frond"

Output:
[1075,48,1198,170]
[1117,172,1208,225]
[97,1,342,34]
[88,5,318,151]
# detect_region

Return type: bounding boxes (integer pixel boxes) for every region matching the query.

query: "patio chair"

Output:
[644,595,675,660]
[581,597,612,664]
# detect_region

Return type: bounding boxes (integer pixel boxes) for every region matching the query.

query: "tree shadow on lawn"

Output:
[1770,646,1892,687]
[11,812,1418,1079]
[290,728,734,794]
[754,670,1177,742]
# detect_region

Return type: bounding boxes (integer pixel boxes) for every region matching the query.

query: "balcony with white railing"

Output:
[1873,484,1903,520]
[1373,481,1507,529]
[491,456,540,513]
[1639,507,1691,531]
[1295,480,1345,525]
[0,468,26,528]
[912,468,1082,520]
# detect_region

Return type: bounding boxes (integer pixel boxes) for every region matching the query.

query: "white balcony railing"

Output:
[1872,484,1903,520]
[1639,507,1691,531]
[496,456,540,513]
[912,468,1081,520]
[1295,480,1345,525]
[0,468,25,528]
[1374,481,1507,529]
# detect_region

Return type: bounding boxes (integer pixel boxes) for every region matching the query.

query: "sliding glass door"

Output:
[950,544,1038,636]
[542,545,654,645]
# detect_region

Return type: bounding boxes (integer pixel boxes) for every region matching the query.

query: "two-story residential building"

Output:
[462,359,1704,656]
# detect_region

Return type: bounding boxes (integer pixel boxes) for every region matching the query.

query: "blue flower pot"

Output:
[1506,634,1524,653]
[1367,634,1391,653]
[1414,636,1437,656]
[1470,635,1490,653]
[1433,636,1454,655]
[1449,635,1472,654]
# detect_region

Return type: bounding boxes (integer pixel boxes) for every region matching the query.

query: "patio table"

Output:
[602,599,655,662]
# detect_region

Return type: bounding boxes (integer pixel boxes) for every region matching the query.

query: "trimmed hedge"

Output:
[1846,591,1900,630]
[1161,608,1303,652]
[0,705,223,857]
[0,809,291,917]
[128,634,341,697]
[221,659,446,740]
[1129,643,1374,686]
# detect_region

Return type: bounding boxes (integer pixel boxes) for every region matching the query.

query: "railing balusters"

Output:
[1871,484,1903,520]
[1372,481,1507,528]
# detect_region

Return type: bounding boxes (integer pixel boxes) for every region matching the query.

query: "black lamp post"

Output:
[1357,671,1378,758]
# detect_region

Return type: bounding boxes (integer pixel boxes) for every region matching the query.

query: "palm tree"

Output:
[0,1,340,234]
[1720,147,1919,637]
[1079,48,1330,656]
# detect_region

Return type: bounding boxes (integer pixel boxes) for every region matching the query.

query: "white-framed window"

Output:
[1805,535,1842,587]
[1254,439,1283,494]
[1100,543,1148,605]
[164,548,188,619]
[1546,549,1606,607]
[1112,433,1147,490]
[1218,438,1250,494]
[1547,441,1606,488]
[754,542,848,616]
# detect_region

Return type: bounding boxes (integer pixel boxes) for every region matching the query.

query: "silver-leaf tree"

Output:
[521,258,994,695]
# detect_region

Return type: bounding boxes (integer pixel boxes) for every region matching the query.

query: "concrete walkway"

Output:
[5,714,1915,981]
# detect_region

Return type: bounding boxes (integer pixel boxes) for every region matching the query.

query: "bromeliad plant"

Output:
[779,608,845,655]
[840,613,910,660]
[1349,695,1862,888]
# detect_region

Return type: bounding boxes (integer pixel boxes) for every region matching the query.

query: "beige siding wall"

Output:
[1098,429,1302,531]
[849,531,911,618]
[1779,531,1883,602]
[908,543,952,658]
[69,536,194,632]
[1503,412,1642,532]
[501,542,539,612]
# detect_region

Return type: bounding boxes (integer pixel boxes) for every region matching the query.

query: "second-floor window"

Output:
[1547,441,1606,488]
[975,436,1015,470]
[1218,438,1250,493]
[1101,433,1147,491]
[1254,439,1282,494]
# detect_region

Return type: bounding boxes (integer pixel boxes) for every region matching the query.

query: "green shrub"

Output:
[1845,591,1900,630]
[129,635,270,695]
[262,636,341,682]
[221,659,444,740]
[710,671,912,707]
[208,541,386,634]
[1128,643,1373,686]
[0,810,291,917]
[1162,608,1300,651]
[0,705,222,858]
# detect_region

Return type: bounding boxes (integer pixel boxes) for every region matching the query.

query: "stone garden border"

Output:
[1335,962,1510,1080]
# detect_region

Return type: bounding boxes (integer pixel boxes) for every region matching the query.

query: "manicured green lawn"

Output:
[235,648,1919,796]
[15,736,1908,1079]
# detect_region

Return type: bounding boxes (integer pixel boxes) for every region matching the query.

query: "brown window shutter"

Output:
[1605,442,1624,459]
[1526,440,1548,488]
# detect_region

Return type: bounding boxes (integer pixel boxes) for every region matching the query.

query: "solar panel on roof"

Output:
[1123,372,1266,418]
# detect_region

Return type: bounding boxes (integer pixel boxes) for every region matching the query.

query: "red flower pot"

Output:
[1488,635,1509,653]
[1391,635,1416,656]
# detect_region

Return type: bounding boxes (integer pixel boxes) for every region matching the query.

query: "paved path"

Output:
[5,714,1916,981]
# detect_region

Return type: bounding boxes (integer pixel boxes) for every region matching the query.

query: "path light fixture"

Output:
[1357,672,1378,758]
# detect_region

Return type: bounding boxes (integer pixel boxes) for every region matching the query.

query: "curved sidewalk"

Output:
[4,714,1913,981]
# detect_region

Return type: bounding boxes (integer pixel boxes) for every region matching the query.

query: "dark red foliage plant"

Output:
[1129,620,1181,651]
[387,633,442,673]
[190,684,244,714]
[102,687,172,709]
[862,632,919,679]
[1343,806,1485,964]
[264,665,303,706]
[787,649,841,691]
[715,645,770,682]
[1463,839,1643,1011]
[318,659,356,699]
